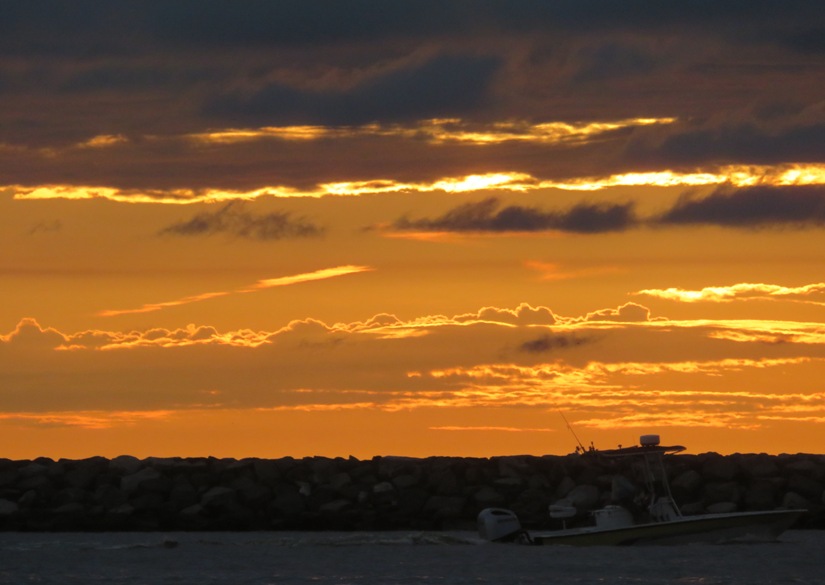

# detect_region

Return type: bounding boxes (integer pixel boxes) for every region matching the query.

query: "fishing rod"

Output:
[557,409,588,453]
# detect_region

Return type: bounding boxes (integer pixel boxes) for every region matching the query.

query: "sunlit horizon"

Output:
[2,2,824,459]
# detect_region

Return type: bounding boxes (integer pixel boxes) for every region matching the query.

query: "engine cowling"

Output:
[477,508,523,542]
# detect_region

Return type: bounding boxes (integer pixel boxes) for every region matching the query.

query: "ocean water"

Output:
[0,530,821,584]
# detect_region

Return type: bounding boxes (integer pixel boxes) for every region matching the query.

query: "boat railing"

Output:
[596,436,686,521]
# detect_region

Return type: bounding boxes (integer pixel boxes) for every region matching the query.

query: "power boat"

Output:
[478,435,804,546]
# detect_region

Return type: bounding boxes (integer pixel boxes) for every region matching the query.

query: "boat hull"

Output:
[532,509,803,546]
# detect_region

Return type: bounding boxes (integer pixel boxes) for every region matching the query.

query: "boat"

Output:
[477,435,804,546]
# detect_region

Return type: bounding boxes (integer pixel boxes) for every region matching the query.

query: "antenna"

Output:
[557,409,586,453]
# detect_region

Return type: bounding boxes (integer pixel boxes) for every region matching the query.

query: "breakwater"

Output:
[1,453,823,531]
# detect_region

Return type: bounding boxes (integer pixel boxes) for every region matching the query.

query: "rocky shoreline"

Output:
[1,452,823,531]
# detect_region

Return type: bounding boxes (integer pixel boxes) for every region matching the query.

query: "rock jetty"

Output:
[0,452,823,531]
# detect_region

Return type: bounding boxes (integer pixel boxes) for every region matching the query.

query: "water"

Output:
[0,530,821,584]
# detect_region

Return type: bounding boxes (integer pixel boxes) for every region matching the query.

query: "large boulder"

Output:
[743,456,779,478]
[706,501,738,514]
[252,459,282,485]
[703,481,741,505]
[787,474,824,501]
[319,499,353,514]
[17,473,52,496]
[121,467,165,494]
[201,486,237,509]
[0,499,18,516]
[744,479,781,510]
[671,469,703,499]
[64,457,108,489]
[786,459,825,481]
[391,474,419,490]
[168,479,199,510]
[110,456,143,475]
[472,486,505,507]
[554,476,577,499]
[564,484,600,511]
[428,468,461,496]
[424,495,466,519]
[497,456,531,480]
[94,484,128,509]
[231,477,271,506]
[783,491,812,510]
[702,455,739,482]
[18,462,50,479]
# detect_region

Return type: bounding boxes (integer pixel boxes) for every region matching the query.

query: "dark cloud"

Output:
[58,65,210,93]
[0,2,132,57]
[393,197,637,234]
[519,333,591,353]
[27,220,62,235]
[644,124,825,166]
[658,185,825,228]
[4,1,821,52]
[388,186,825,235]
[159,202,324,240]
[499,0,823,34]
[769,27,825,55]
[0,0,822,182]
[570,42,659,83]
[204,54,500,126]
[146,1,459,47]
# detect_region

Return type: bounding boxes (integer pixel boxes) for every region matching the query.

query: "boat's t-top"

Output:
[598,434,685,457]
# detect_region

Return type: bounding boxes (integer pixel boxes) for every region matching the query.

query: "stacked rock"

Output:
[0,452,822,531]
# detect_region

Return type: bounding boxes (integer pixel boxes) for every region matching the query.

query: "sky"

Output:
[2,1,825,459]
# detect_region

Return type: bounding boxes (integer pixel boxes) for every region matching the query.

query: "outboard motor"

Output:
[477,508,525,542]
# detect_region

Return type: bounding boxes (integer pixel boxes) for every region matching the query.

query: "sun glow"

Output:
[546,164,825,191]
[188,125,332,143]
[10,164,825,204]
[183,117,677,146]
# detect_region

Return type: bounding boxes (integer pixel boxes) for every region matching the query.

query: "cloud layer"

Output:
[159,202,324,240]
[4,295,825,427]
[393,197,637,233]
[385,185,825,234]
[1,2,822,192]
[2,1,824,458]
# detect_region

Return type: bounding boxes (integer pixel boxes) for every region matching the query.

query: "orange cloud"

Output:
[0,409,175,430]
[379,230,477,243]
[0,317,68,346]
[635,282,825,304]
[241,265,374,290]
[97,265,373,317]
[525,261,621,281]
[97,291,231,317]
[187,125,334,143]
[575,411,763,431]
[5,301,825,440]
[583,302,652,322]
[9,300,825,358]
[76,134,129,149]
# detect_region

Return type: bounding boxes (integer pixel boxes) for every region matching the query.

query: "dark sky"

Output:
[1,0,823,191]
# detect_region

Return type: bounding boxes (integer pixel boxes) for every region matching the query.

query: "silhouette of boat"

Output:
[478,435,804,545]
